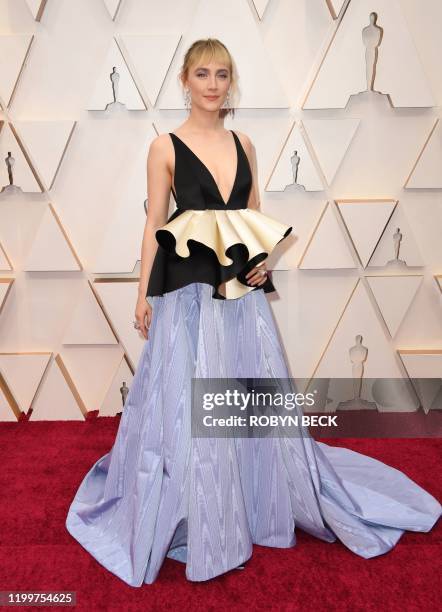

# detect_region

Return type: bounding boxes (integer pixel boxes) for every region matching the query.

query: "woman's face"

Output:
[184,60,231,110]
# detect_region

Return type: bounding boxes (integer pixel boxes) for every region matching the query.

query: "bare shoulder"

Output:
[148,133,172,157]
[147,133,174,173]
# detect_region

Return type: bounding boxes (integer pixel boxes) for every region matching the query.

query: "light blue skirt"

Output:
[65,282,441,586]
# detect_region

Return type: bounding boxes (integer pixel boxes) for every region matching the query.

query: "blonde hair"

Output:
[178,38,239,119]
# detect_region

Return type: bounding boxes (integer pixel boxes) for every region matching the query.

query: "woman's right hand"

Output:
[135,296,152,340]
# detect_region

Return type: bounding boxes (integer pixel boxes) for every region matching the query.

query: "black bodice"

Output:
[169,130,252,211]
[146,131,283,300]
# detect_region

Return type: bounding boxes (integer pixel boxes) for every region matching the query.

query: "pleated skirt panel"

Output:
[65,282,441,586]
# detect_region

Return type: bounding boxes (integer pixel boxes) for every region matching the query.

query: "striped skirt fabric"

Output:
[65,282,441,586]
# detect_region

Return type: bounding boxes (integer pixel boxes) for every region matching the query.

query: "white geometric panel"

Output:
[313,280,415,411]
[0,387,18,421]
[405,119,442,189]
[367,205,424,268]
[159,0,288,109]
[400,350,442,377]
[326,0,347,20]
[366,275,424,337]
[299,202,356,269]
[304,0,435,109]
[260,200,293,271]
[60,346,123,414]
[62,282,118,345]
[0,122,42,193]
[0,279,14,312]
[12,120,77,191]
[314,280,418,412]
[326,114,434,196]
[92,280,146,370]
[29,357,85,420]
[271,269,358,381]
[399,350,442,412]
[0,366,21,421]
[24,0,48,21]
[23,204,82,272]
[93,192,147,273]
[0,243,13,271]
[119,35,182,107]
[93,127,156,273]
[100,354,134,417]
[87,38,146,111]
[0,352,51,415]
[266,122,323,192]
[103,0,124,20]
[302,119,360,186]
[250,0,271,20]
[336,199,397,267]
[0,35,33,109]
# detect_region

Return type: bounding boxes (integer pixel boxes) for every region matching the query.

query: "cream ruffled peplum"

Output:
[155,208,292,299]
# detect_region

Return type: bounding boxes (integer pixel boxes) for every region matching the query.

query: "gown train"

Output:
[65,282,441,586]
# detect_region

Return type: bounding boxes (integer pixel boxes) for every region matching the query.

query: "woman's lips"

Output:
[205,96,219,100]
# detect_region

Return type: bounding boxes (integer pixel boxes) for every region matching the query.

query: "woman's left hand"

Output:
[245,263,268,286]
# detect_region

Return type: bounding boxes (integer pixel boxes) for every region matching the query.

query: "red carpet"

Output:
[0,419,440,611]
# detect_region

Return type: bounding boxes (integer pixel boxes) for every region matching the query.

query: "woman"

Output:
[66,38,441,586]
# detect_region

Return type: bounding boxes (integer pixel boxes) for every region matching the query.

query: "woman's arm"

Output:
[237,132,268,286]
[137,135,172,300]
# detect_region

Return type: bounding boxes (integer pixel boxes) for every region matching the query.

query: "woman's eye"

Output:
[196,73,228,78]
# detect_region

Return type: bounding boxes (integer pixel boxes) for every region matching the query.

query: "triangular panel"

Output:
[100,354,134,416]
[266,122,323,192]
[119,34,181,107]
[250,0,271,20]
[87,38,146,111]
[304,0,434,109]
[405,119,442,189]
[24,0,48,21]
[159,0,288,109]
[367,275,423,337]
[0,122,42,193]
[11,120,77,190]
[399,350,442,412]
[299,202,356,269]
[23,204,82,271]
[92,279,146,369]
[336,199,396,267]
[368,206,424,268]
[311,280,417,411]
[0,352,51,417]
[62,282,118,345]
[0,243,13,271]
[29,355,87,420]
[103,0,123,20]
[0,35,33,109]
[302,119,360,186]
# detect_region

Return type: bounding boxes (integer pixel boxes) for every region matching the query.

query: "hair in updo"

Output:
[178,38,239,119]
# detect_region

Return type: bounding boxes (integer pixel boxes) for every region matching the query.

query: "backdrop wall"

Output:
[0,0,441,420]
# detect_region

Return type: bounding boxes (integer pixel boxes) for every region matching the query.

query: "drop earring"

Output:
[222,90,231,109]
[184,88,191,111]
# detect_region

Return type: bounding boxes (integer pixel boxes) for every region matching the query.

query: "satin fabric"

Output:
[66,283,441,586]
[146,130,291,300]
[155,207,292,299]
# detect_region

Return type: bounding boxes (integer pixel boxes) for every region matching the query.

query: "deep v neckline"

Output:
[170,130,239,206]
